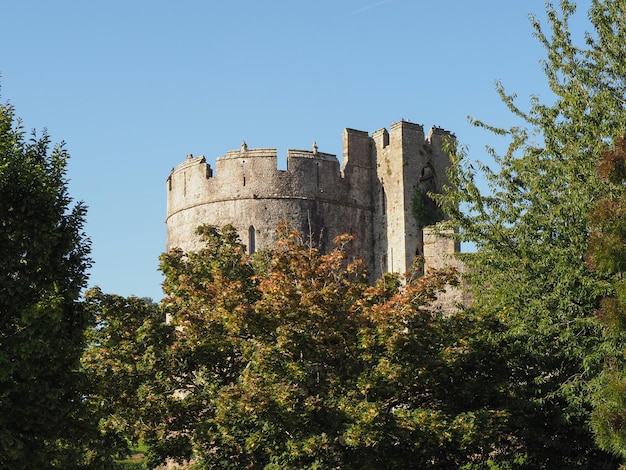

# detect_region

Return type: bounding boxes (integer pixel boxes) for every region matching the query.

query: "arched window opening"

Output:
[416,165,444,228]
[419,165,437,210]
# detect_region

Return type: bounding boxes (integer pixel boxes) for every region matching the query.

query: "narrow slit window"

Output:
[248,225,256,254]
[381,187,386,215]
[316,162,320,188]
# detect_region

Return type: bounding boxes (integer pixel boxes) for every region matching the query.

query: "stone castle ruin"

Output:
[166,120,461,284]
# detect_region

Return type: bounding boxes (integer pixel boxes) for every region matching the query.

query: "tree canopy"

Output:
[84,224,515,469]
[0,99,96,467]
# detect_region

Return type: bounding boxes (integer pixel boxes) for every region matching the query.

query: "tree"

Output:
[88,224,509,468]
[587,136,626,459]
[0,98,96,467]
[437,0,626,467]
[82,290,170,463]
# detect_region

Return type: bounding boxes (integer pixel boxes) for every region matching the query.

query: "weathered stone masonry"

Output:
[166,120,460,281]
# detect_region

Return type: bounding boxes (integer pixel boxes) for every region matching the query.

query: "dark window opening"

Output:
[248,225,256,254]
[419,166,437,211]
[316,162,320,188]
[381,187,386,215]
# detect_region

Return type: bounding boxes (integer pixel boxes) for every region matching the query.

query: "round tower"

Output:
[166,143,374,262]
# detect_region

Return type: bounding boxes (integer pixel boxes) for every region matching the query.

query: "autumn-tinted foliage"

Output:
[587,136,626,458]
[85,224,510,468]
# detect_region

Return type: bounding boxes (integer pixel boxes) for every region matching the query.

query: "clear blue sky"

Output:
[1,1,591,301]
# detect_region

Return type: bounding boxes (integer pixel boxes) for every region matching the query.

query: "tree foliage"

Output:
[587,136,626,459]
[0,99,96,467]
[82,290,170,463]
[85,224,515,469]
[436,0,626,467]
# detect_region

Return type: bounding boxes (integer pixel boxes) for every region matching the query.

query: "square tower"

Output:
[371,121,455,277]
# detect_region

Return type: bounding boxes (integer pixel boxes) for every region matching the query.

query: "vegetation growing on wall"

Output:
[412,184,445,229]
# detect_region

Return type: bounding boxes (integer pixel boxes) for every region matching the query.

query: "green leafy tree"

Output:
[437,0,626,467]
[90,224,508,468]
[82,289,171,464]
[0,98,96,467]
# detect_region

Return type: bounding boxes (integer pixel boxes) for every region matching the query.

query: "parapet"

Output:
[390,120,424,133]
[287,146,339,169]
[427,126,455,145]
[342,128,373,172]
[166,141,353,216]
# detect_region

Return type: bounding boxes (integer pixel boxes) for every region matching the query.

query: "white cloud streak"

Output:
[351,0,394,14]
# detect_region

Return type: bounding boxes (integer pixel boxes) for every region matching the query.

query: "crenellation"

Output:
[372,127,389,149]
[342,128,372,173]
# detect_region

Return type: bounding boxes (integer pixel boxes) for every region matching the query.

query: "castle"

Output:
[166,120,461,283]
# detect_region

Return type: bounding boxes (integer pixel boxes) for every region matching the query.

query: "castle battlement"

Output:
[166,120,458,282]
